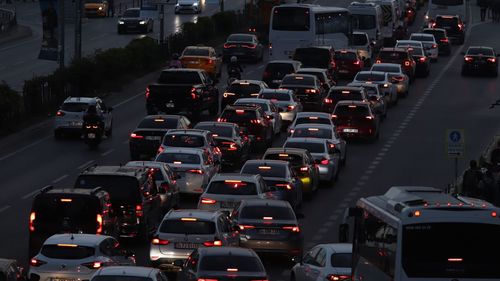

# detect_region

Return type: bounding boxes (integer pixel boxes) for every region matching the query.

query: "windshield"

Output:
[435,17,459,27]
[93,277,152,281]
[335,51,357,61]
[240,206,295,220]
[62,102,89,112]
[236,102,269,111]
[403,222,500,278]
[41,245,95,260]
[194,125,234,138]
[293,128,332,139]
[227,84,262,97]
[265,63,295,74]
[297,72,325,82]
[293,48,331,69]
[163,134,205,147]
[227,34,253,42]
[159,220,215,234]
[182,48,209,56]
[295,117,331,125]
[331,253,352,267]
[34,195,99,226]
[352,14,376,30]
[379,51,407,60]
[138,118,178,129]
[158,71,202,84]
[241,163,287,178]
[352,33,368,45]
[272,7,310,31]
[75,175,141,206]
[410,35,433,42]
[199,255,264,272]
[334,105,370,117]
[407,47,424,56]
[329,89,364,101]
[284,141,325,153]
[156,152,201,164]
[264,153,304,166]
[123,9,140,17]
[207,181,257,195]
[371,65,400,73]
[259,92,291,101]
[423,30,445,39]
[355,73,385,81]
[315,11,350,35]
[281,76,315,86]
[467,48,494,56]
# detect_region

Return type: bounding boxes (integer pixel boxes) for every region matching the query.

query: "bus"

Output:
[269,4,352,60]
[425,0,467,23]
[340,186,500,281]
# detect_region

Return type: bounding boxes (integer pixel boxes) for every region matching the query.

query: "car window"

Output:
[92,276,153,281]
[295,117,331,125]
[303,247,321,265]
[335,51,357,60]
[194,125,234,138]
[156,152,201,164]
[183,48,210,56]
[207,181,257,195]
[281,75,315,86]
[163,134,205,147]
[236,102,269,112]
[240,205,295,220]
[227,34,253,42]
[284,141,326,153]
[331,253,352,267]
[264,153,304,167]
[198,255,264,272]
[315,248,327,267]
[138,118,178,129]
[293,128,332,139]
[334,105,370,117]
[379,51,407,60]
[41,244,95,259]
[75,175,141,207]
[160,220,216,234]
[467,48,494,56]
[259,92,291,101]
[355,73,385,81]
[241,163,288,178]
[265,63,295,74]
[61,102,89,112]
[220,109,258,123]
[371,65,400,73]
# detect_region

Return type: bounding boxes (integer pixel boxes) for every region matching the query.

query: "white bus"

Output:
[340,186,500,281]
[348,2,384,47]
[426,0,467,22]
[269,4,352,60]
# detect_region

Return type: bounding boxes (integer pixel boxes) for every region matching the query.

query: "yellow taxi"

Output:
[180,46,222,79]
[84,0,109,17]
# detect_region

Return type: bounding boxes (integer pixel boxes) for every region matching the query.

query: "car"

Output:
[149,209,239,271]
[404,46,431,77]
[347,82,388,119]
[291,243,352,281]
[174,0,202,14]
[53,97,113,139]
[262,148,320,194]
[194,121,251,167]
[370,63,410,97]
[180,46,222,79]
[292,46,337,79]
[351,31,374,66]
[218,105,273,149]
[334,49,365,78]
[290,124,347,166]
[461,46,499,77]
[283,138,341,184]
[129,115,191,160]
[28,185,116,259]
[178,247,268,281]
[222,33,264,62]
[117,8,153,34]
[197,173,272,212]
[125,161,181,214]
[375,47,416,81]
[431,15,465,45]
[258,89,303,125]
[84,0,108,17]
[280,74,324,111]
[28,234,135,281]
[231,199,303,259]
[409,33,439,61]
[234,98,283,135]
[262,60,302,88]
[91,266,168,281]
[222,80,269,110]
[422,28,452,56]
[296,67,336,93]
[321,86,369,113]
[75,165,163,240]
[155,148,219,194]
[0,259,25,281]
[351,71,398,106]
[240,160,303,210]
[332,100,380,141]
[157,129,222,163]
[288,112,335,136]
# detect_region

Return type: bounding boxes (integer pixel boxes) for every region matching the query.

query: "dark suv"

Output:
[75,165,163,241]
[28,186,115,258]
[262,60,302,88]
[422,28,451,55]
[292,46,337,79]
[375,47,416,81]
[432,15,465,45]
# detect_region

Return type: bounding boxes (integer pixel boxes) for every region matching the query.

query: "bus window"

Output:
[272,7,310,31]
[315,12,350,35]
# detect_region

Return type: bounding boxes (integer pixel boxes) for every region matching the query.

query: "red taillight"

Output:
[198,279,218,281]
[458,23,463,31]
[365,115,374,120]
[419,57,426,62]
[81,261,102,269]
[431,44,437,49]
[188,169,204,174]
[96,214,103,234]
[320,159,329,165]
[440,38,449,43]
[29,212,36,232]
[217,117,227,122]
[30,258,46,267]
[375,59,381,63]
[135,205,143,217]
[431,22,437,28]
[276,183,292,190]
[239,225,255,230]
[208,59,213,64]
[191,87,198,99]
[326,274,351,281]
[305,89,317,94]
[331,114,337,119]
[404,60,411,67]
[250,119,261,124]
[223,142,238,151]
[287,105,295,111]
[282,226,300,232]
[488,57,496,63]
[224,44,236,49]
[152,237,170,245]
[203,240,222,247]
[201,197,216,204]
[130,133,144,139]
[56,110,65,117]
[392,75,404,82]
[324,98,333,104]
[464,56,473,62]
[146,87,150,99]
[300,166,308,172]
[157,146,165,154]
[242,44,257,49]
[353,60,360,65]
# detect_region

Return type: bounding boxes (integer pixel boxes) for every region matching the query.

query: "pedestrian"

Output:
[462,160,483,197]
[479,0,488,21]
[107,0,114,17]
[479,169,496,202]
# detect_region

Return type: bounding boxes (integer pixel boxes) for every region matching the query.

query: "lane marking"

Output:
[0,135,51,162]
[0,205,11,213]
[324,221,334,227]
[77,160,95,170]
[101,148,115,156]
[52,174,69,183]
[113,91,144,108]
[22,189,39,200]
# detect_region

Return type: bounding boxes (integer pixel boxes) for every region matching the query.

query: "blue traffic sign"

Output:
[449,131,461,143]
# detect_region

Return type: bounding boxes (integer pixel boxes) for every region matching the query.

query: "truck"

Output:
[145,68,220,118]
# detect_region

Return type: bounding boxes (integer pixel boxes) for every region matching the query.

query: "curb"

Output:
[0,24,32,46]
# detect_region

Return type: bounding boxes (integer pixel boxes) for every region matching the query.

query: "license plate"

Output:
[174,242,199,249]
[87,133,96,139]
[343,128,358,133]
[258,228,280,235]
[145,136,161,141]
[166,102,175,108]
[220,201,238,208]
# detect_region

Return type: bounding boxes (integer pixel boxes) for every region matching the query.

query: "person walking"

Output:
[462,160,483,197]
[479,0,488,21]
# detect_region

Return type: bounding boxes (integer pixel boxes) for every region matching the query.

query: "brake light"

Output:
[287,105,295,111]
[331,114,337,119]
[488,57,496,63]
[458,23,463,31]
[375,59,381,63]
[224,43,236,49]
[56,110,65,117]
[431,44,437,49]
[366,116,374,120]
[157,146,165,154]
[440,38,449,43]
[30,258,46,267]
[324,98,333,104]
[201,197,216,204]
[217,117,227,122]
[431,22,436,28]
[326,274,351,281]
[29,212,36,232]
[353,60,360,65]
[188,169,204,174]
[392,75,404,82]
[276,183,292,190]
[227,142,238,151]
[419,57,426,62]
[130,133,144,139]
[208,59,213,64]
[191,87,198,99]
[250,119,261,124]
[203,240,222,247]
[135,205,143,217]
[404,60,411,67]
[305,89,317,94]
[464,56,473,62]
[282,226,300,232]
[152,237,170,245]
[146,87,150,99]
[242,44,257,49]
[300,166,309,172]
[320,159,329,165]
[96,214,103,234]
[239,225,255,230]
[81,261,102,269]
[198,279,218,281]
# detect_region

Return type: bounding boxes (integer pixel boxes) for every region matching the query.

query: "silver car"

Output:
[409,33,439,61]
[91,266,168,281]
[258,89,302,124]
[288,112,335,136]
[234,98,283,135]
[283,137,341,184]
[53,97,113,139]
[149,209,239,272]
[174,0,201,14]
[155,148,219,194]
[197,173,271,212]
[158,129,222,163]
[370,63,410,97]
[352,71,398,106]
[29,234,135,281]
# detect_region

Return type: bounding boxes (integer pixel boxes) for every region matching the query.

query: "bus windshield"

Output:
[352,14,376,30]
[402,222,500,278]
[315,12,350,35]
[431,0,464,5]
[272,7,310,31]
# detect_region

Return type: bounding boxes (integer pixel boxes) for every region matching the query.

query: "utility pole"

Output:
[58,0,65,70]
[75,0,82,61]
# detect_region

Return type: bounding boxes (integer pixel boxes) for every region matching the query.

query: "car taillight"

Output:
[320,159,329,165]
[282,226,300,232]
[242,44,257,49]
[287,105,295,111]
[488,57,496,63]
[440,38,449,43]
[224,43,236,49]
[145,87,150,99]
[217,117,227,122]
[431,22,436,28]
[464,56,473,62]
[30,258,46,267]
[353,60,360,65]
[130,133,144,139]
[188,169,204,174]
[152,237,170,245]
[201,197,216,204]
[191,87,199,99]
[326,274,351,281]
[81,261,102,269]
[276,183,292,190]
[324,98,333,104]
[300,166,309,172]
[157,146,165,154]
[96,214,103,234]
[225,142,238,151]
[251,280,269,281]
[203,240,222,247]
[305,89,317,94]
[198,279,218,281]
[431,44,437,49]
[208,59,213,64]
[458,23,463,31]
[29,211,36,232]
[375,59,381,63]
[366,115,374,120]
[419,57,426,62]
[239,225,255,230]
[331,114,337,119]
[56,110,65,117]
[250,119,261,124]
[135,205,143,217]
[404,60,411,67]
[392,75,404,82]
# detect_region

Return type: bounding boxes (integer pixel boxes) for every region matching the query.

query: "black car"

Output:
[129,115,191,160]
[422,28,452,55]
[461,46,499,77]
[194,121,251,167]
[322,86,368,113]
[297,68,336,93]
[431,15,465,45]
[117,8,153,34]
[75,165,163,241]
[406,46,430,77]
[28,186,116,258]
[279,74,324,111]
[222,33,264,62]
[292,46,337,80]
[221,79,268,109]
[262,60,302,88]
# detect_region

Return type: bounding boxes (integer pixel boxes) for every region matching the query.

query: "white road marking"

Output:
[365,170,374,174]
[324,221,334,227]
[101,149,115,156]
[368,165,377,170]
[257,65,265,69]
[333,209,343,215]
[77,160,95,170]
[361,175,370,180]
[338,202,348,208]
[22,189,40,200]
[0,205,11,213]
[113,92,144,108]
[356,181,365,186]
[52,174,69,183]
[0,135,51,162]
[377,152,385,157]
[348,191,358,197]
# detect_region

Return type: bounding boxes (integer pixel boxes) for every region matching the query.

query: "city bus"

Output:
[339,186,500,281]
[425,0,467,22]
[269,3,352,60]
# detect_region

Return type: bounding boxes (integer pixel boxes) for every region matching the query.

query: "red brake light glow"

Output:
[152,237,170,245]
[130,133,144,139]
[324,98,333,104]
[282,226,300,232]
[96,214,103,234]
[464,56,473,62]
[239,225,255,230]
[188,169,204,174]
[300,166,309,172]
[320,159,329,165]
[276,183,292,190]
[287,105,295,111]
[488,57,496,63]
[145,87,150,99]
[30,258,46,267]
[419,57,426,62]
[227,268,238,272]
[203,240,222,247]
[448,258,463,262]
[404,60,411,67]
[56,110,65,117]
[326,275,351,281]
[201,198,216,204]
[135,205,143,217]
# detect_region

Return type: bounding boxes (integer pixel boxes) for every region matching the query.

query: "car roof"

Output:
[184,45,213,50]
[347,82,379,90]
[142,114,182,120]
[235,98,271,104]
[231,79,264,85]
[468,46,494,50]
[296,45,333,50]
[159,147,205,155]
[43,188,101,196]
[422,27,446,33]
[283,73,317,80]
[166,129,209,135]
[294,123,334,130]
[44,234,108,247]
[166,209,221,220]
[352,31,368,35]
[241,198,292,208]
[198,246,257,257]
[224,104,261,111]
[371,63,401,68]
[261,89,294,94]
[410,33,433,37]
[81,166,146,177]
[296,112,332,118]
[319,243,353,254]
[285,137,327,144]
[356,70,387,76]
[228,33,255,38]
[162,68,202,73]
[126,7,140,11]
[335,48,358,53]
[195,121,236,128]
[436,14,460,18]
[379,47,408,53]
[264,147,308,155]
[125,161,167,169]
[64,97,97,104]
[297,68,328,73]
[330,86,364,92]
[336,100,371,106]
[244,159,290,166]
[211,173,262,182]
[268,60,301,65]
[95,266,157,277]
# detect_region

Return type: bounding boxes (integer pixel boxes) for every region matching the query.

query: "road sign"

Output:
[446,129,465,158]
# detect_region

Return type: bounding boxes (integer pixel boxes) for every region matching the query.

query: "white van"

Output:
[348,2,384,48]
[366,0,400,44]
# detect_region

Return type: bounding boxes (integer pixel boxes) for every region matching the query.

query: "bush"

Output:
[0,81,23,132]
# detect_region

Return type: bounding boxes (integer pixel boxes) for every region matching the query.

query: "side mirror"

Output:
[173,260,184,268]
[338,223,349,243]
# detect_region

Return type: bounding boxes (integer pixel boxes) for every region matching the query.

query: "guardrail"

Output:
[0,7,16,34]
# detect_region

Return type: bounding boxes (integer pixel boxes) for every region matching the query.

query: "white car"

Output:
[409,33,439,61]
[53,97,113,139]
[351,31,373,66]
[29,234,135,281]
[258,89,303,124]
[291,243,352,281]
[352,71,398,106]
[91,266,168,281]
[395,39,424,50]
[370,63,410,97]
[155,147,219,194]
[234,98,283,135]
[288,112,335,136]
[174,0,201,14]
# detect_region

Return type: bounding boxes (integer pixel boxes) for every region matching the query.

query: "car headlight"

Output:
[193,2,198,5]
[98,6,103,10]
[175,3,179,6]
[139,20,146,24]
[118,20,125,24]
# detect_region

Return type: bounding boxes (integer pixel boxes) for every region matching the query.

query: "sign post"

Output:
[446,129,465,192]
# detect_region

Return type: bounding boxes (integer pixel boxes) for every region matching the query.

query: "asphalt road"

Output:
[1,1,500,281]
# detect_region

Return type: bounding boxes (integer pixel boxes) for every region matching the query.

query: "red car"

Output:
[332,100,380,141]
[334,49,364,78]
